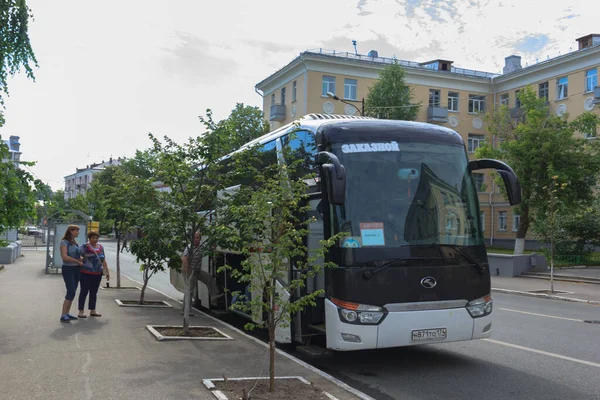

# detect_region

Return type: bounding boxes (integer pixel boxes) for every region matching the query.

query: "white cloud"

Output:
[0,0,594,191]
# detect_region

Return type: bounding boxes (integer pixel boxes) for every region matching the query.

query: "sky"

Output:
[1,0,594,191]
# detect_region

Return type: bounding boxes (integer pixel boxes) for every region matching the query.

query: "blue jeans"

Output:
[79,273,102,310]
[62,266,81,301]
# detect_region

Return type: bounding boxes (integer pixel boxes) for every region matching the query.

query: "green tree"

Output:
[129,192,180,304]
[45,190,66,219]
[364,60,421,120]
[198,103,270,157]
[476,86,600,254]
[91,153,156,287]
[219,138,341,393]
[0,135,42,233]
[149,131,231,334]
[533,194,600,257]
[0,0,38,121]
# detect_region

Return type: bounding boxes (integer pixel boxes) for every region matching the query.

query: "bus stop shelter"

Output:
[45,209,92,274]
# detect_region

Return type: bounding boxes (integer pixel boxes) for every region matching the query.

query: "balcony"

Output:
[509,107,525,119]
[269,104,286,122]
[427,106,448,123]
[594,86,600,104]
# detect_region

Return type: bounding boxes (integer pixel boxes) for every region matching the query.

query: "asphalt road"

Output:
[103,242,600,400]
[305,293,600,400]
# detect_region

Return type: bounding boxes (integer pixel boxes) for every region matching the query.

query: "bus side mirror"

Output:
[316,151,346,205]
[469,159,522,206]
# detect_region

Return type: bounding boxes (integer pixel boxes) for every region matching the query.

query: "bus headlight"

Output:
[466,294,493,318]
[331,298,387,325]
[359,312,384,324]
[340,309,358,322]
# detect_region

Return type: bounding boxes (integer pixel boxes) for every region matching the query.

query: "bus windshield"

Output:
[331,140,484,250]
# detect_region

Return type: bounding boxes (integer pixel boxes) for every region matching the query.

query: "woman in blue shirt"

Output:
[59,225,83,322]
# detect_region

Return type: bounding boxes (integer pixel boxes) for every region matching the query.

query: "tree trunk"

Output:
[140,267,148,305]
[269,320,276,393]
[514,204,530,255]
[269,279,276,393]
[116,232,122,288]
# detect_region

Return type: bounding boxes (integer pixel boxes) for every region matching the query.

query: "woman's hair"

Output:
[87,230,100,240]
[61,225,81,243]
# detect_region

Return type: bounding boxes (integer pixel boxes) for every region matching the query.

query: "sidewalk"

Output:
[492,270,600,305]
[0,251,373,400]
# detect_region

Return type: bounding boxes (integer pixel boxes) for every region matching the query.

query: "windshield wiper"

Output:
[362,257,428,280]
[438,244,487,275]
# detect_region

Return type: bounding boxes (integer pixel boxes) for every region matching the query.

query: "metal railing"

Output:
[553,254,600,266]
[305,49,499,79]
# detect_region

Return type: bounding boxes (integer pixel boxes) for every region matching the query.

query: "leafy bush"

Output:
[533,202,600,256]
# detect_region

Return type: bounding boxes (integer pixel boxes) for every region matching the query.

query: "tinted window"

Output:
[281,130,317,179]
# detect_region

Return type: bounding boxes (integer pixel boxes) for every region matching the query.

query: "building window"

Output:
[445,211,459,236]
[515,89,522,108]
[472,173,485,192]
[429,89,441,107]
[343,78,357,100]
[557,76,568,99]
[468,134,485,153]
[292,81,297,102]
[281,87,286,105]
[583,125,597,139]
[271,93,275,105]
[512,214,520,232]
[539,82,549,101]
[498,211,507,231]
[322,75,336,96]
[448,91,459,112]
[441,192,450,204]
[468,95,485,113]
[500,93,509,106]
[585,69,597,93]
[480,212,485,233]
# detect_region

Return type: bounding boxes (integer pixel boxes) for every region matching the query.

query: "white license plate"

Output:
[411,328,447,341]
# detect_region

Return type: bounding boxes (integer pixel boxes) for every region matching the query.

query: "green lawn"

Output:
[485,246,535,255]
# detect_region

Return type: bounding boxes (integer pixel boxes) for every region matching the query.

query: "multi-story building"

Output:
[255,34,600,247]
[1,135,22,166]
[63,157,122,200]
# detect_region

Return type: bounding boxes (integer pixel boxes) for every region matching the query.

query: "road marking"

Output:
[498,307,584,322]
[483,339,600,369]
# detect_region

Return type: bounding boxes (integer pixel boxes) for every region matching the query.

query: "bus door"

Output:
[292,193,326,344]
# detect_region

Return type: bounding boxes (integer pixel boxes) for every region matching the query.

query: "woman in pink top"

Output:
[77,231,110,318]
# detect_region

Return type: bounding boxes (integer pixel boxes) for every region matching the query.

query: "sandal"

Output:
[60,315,71,323]
[90,312,102,317]
[78,314,87,319]
[67,314,79,320]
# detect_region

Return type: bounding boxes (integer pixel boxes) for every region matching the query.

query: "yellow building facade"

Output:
[255,35,600,247]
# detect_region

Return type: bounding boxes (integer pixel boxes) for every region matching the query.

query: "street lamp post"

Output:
[327,92,364,116]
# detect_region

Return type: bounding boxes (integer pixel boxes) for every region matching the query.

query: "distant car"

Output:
[26,226,40,236]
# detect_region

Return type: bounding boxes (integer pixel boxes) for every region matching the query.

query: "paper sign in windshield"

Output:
[360,222,385,246]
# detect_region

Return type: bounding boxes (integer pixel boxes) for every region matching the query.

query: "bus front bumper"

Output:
[324,298,492,351]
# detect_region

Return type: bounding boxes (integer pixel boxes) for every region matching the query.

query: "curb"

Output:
[116,270,377,400]
[492,288,600,305]
[519,274,600,285]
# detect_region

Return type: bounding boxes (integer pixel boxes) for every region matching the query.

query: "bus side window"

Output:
[281,130,317,179]
[257,140,278,173]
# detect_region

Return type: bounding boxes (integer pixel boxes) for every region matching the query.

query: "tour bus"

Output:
[171,114,521,351]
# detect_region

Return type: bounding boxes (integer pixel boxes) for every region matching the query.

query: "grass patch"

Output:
[486,246,535,255]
